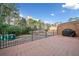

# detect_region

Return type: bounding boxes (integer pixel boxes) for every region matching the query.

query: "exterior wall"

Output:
[49,26,57,31]
[57,21,79,37]
[48,26,58,36]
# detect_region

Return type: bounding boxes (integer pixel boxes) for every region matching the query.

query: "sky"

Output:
[16,3,79,24]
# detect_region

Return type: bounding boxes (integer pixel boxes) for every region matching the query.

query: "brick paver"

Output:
[0,35,79,56]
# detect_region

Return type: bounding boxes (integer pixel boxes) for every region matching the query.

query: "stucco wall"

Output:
[57,21,79,37]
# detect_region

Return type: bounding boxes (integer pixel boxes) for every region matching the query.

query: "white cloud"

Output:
[62,2,79,10]
[20,14,24,17]
[62,10,66,13]
[27,16,32,18]
[33,18,39,21]
[44,20,50,23]
[50,13,55,16]
[44,20,53,24]
[26,16,40,21]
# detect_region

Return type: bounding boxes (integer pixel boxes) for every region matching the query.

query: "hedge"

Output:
[0,24,33,36]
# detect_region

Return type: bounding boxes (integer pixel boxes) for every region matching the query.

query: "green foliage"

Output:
[0,24,9,34]
[27,18,50,30]
[7,26,33,36]
[0,24,32,36]
[0,3,19,24]
[7,26,21,36]
[0,4,34,36]
[20,27,32,35]
[0,3,52,36]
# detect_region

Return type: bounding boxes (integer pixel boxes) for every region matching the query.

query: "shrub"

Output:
[7,26,21,36]
[20,27,32,35]
[0,24,33,36]
[0,24,9,34]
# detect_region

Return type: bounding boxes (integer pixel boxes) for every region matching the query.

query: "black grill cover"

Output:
[62,29,76,37]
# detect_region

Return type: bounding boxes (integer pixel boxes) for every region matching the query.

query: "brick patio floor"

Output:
[0,35,79,56]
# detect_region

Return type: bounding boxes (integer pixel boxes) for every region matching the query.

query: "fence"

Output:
[0,30,58,49]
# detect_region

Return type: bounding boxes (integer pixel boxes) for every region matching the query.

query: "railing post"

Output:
[45,31,47,37]
[0,39,1,49]
[45,29,48,37]
[32,31,33,41]
[52,30,54,36]
[0,35,3,49]
[57,26,59,35]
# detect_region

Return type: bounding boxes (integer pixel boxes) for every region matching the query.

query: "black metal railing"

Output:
[0,30,57,49]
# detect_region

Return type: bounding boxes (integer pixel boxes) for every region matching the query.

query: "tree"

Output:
[0,3,19,25]
[19,17,27,28]
[0,3,19,35]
